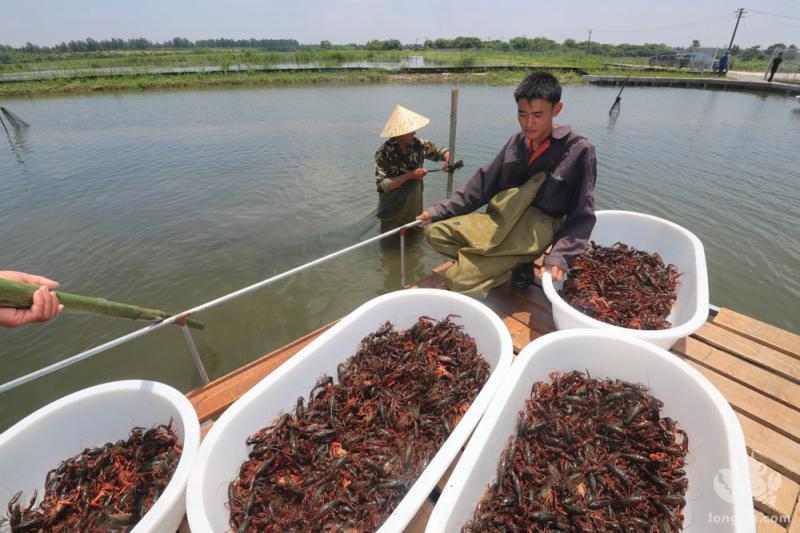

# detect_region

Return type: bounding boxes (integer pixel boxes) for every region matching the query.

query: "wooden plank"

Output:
[436,450,463,495]
[693,322,800,384]
[714,308,800,359]
[489,288,555,337]
[500,283,553,315]
[499,313,539,353]
[404,498,435,533]
[788,494,800,533]
[187,322,335,422]
[677,357,800,444]
[432,261,454,275]
[749,456,800,525]
[756,509,788,532]
[737,413,800,483]
[672,336,800,411]
[485,291,552,347]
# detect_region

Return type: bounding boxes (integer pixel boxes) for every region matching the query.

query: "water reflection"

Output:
[378,229,427,292]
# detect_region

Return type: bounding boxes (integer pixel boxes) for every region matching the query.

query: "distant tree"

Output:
[452,36,482,49]
[433,38,453,49]
[320,40,332,50]
[172,37,191,48]
[530,37,557,51]
[484,39,509,51]
[383,39,402,50]
[366,39,401,50]
[740,45,761,61]
[691,39,700,49]
[563,38,578,48]
[509,36,532,51]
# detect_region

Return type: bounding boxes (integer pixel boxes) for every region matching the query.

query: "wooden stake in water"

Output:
[0,278,204,329]
[446,88,459,198]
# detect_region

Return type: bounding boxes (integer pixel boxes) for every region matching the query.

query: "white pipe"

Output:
[0,220,421,395]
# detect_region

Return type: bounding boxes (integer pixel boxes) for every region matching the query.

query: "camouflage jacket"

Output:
[374,137,448,193]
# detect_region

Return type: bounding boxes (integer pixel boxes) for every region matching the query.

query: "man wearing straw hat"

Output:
[417,72,597,298]
[375,105,449,232]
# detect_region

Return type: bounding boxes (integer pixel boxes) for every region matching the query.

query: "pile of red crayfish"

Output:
[2,421,181,532]
[464,371,688,532]
[560,241,681,330]
[229,315,491,532]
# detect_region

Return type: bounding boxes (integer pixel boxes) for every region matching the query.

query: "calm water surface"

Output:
[1,83,798,430]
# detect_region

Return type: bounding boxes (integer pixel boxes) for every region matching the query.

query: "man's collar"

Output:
[551,124,571,140]
[518,125,571,147]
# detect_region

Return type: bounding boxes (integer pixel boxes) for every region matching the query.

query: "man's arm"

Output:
[540,142,597,277]
[424,137,512,222]
[375,146,426,193]
[421,139,449,162]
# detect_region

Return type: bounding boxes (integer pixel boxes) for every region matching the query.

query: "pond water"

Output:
[1,82,797,430]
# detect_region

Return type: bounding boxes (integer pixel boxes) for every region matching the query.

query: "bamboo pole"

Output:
[446,88,459,198]
[0,279,204,329]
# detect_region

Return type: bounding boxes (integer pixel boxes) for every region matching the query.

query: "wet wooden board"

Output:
[756,509,790,533]
[748,456,800,525]
[404,498,436,533]
[713,308,800,359]
[184,264,800,531]
[672,336,800,410]
[693,322,800,384]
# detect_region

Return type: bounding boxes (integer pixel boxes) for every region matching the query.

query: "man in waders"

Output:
[416,72,597,298]
[375,105,450,232]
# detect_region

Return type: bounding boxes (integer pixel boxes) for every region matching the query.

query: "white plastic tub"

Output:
[186,288,514,533]
[0,380,200,533]
[427,330,754,532]
[542,210,709,349]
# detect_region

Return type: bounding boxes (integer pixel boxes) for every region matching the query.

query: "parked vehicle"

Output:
[679,52,715,70]
[649,51,679,67]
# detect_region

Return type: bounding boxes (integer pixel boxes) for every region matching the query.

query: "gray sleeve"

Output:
[543,143,597,271]
[426,138,510,221]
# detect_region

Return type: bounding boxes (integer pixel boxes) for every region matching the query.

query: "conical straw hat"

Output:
[379,104,430,138]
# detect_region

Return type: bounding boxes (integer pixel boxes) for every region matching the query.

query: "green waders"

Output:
[424,171,559,298]
[377,180,423,233]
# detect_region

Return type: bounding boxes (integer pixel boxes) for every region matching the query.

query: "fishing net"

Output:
[0,107,30,129]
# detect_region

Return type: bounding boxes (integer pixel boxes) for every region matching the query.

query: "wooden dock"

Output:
[186,263,800,532]
[583,74,800,96]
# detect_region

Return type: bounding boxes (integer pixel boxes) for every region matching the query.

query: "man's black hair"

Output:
[514,72,562,105]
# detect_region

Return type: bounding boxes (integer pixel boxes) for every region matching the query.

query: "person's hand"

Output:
[0,271,64,328]
[442,151,450,171]
[535,265,565,282]
[411,168,428,180]
[416,211,433,227]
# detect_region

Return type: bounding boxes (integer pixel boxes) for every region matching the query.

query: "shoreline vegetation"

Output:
[0,48,768,98]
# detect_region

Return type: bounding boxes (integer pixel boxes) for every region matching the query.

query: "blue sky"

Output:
[1,0,798,49]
